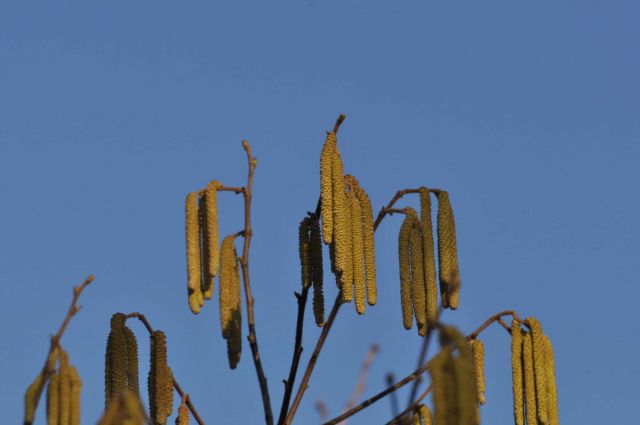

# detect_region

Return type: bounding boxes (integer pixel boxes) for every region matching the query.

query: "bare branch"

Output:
[339,344,380,424]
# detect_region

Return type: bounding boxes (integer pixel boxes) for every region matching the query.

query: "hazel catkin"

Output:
[176,396,190,425]
[47,372,59,425]
[332,150,352,300]
[470,339,486,405]
[320,132,336,245]
[186,192,204,314]
[350,189,366,314]
[69,366,82,425]
[543,335,559,425]
[203,180,222,299]
[525,317,548,425]
[220,234,242,369]
[353,180,377,306]
[408,210,427,336]
[414,404,433,425]
[435,191,460,310]
[309,216,325,326]
[58,351,70,425]
[124,326,139,395]
[148,330,174,425]
[298,217,312,290]
[105,313,128,405]
[511,319,524,425]
[419,187,438,324]
[398,213,414,330]
[24,372,43,424]
[522,332,537,425]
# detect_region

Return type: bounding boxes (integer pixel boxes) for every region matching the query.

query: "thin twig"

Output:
[238,140,274,425]
[385,374,400,419]
[24,275,95,425]
[467,310,520,340]
[339,344,380,424]
[126,313,206,425]
[196,185,245,195]
[386,385,432,425]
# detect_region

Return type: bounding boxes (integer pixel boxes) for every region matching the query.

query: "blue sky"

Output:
[1,1,638,424]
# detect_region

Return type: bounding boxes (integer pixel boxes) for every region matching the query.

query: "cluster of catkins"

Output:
[103,313,177,425]
[185,181,243,369]
[511,317,559,425]
[398,188,460,335]
[319,131,377,314]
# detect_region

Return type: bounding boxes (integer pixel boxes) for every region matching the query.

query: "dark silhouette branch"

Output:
[385,373,400,419]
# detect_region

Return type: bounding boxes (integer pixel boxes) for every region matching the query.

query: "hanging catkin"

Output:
[24,372,43,424]
[220,234,242,369]
[429,348,455,425]
[543,335,559,425]
[522,332,537,425]
[332,150,353,300]
[511,319,524,425]
[470,339,486,405]
[105,313,128,405]
[176,396,190,425]
[398,213,414,330]
[453,331,479,425]
[349,188,366,314]
[58,351,71,425]
[408,209,427,335]
[419,187,438,324]
[298,217,312,290]
[435,191,460,309]
[186,192,204,314]
[124,326,139,395]
[320,132,336,244]
[47,372,59,425]
[414,404,433,425]
[149,330,174,425]
[203,180,222,299]
[525,317,548,425]
[69,366,81,425]
[309,216,325,326]
[353,179,377,306]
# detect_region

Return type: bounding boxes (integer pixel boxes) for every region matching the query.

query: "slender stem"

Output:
[25,275,95,425]
[340,344,380,423]
[196,185,244,195]
[385,374,400,419]
[386,385,432,425]
[239,140,274,425]
[126,313,206,425]
[467,310,520,340]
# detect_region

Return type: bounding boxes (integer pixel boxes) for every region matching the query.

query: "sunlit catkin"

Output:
[149,330,173,425]
[408,210,427,335]
[435,191,460,309]
[414,404,433,425]
[203,180,222,299]
[398,213,414,330]
[350,189,366,314]
[353,180,377,306]
[24,372,42,424]
[186,192,204,314]
[124,326,139,395]
[69,366,82,425]
[47,372,59,425]
[58,351,70,425]
[220,234,242,369]
[470,339,486,405]
[298,217,312,290]
[419,187,438,324]
[309,217,325,326]
[320,132,336,244]
[511,320,524,425]
[543,335,559,425]
[176,396,190,425]
[525,317,548,425]
[429,348,455,425]
[106,313,128,405]
[522,332,537,425]
[332,150,353,300]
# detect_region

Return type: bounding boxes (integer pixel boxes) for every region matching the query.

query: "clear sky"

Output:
[1,1,638,424]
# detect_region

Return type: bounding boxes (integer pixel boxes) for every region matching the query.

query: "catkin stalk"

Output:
[419,187,438,324]
[522,332,537,425]
[435,191,460,309]
[58,351,70,425]
[320,132,336,244]
[525,317,548,425]
[298,217,312,290]
[149,330,174,425]
[220,234,242,369]
[69,366,82,425]
[203,180,222,299]
[511,320,524,425]
[398,213,414,330]
[186,192,204,314]
[309,217,325,326]
[350,190,366,314]
[47,372,59,425]
[470,339,486,405]
[408,210,427,335]
[543,335,559,425]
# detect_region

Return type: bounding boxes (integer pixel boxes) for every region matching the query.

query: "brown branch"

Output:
[386,385,432,425]
[126,313,206,425]
[467,310,521,340]
[339,344,380,424]
[196,184,245,195]
[238,140,274,425]
[24,275,95,425]
[372,189,421,229]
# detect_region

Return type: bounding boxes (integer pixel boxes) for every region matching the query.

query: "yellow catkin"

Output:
[429,348,455,425]
[453,332,479,425]
[220,235,242,369]
[522,332,537,425]
[353,180,377,306]
[413,404,433,425]
[470,339,486,405]
[24,372,43,424]
[398,213,414,330]
[69,366,82,425]
[309,217,325,326]
[47,372,59,425]
[350,188,366,314]
[511,320,524,425]
[419,187,438,324]
[100,390,146,425]
[58,351,70,425]
[435,191,460,309]
[525,317,548,425]
[543,335,559,425]
[203,180,222,299]
[408,210,427,336]
[320,132,336,244]
[106,313,128,405]
[332,149,353,300]
[176,396,190,425]
[149,330,174,425]
[124,326,139,395]
[186,192,204,314]
[298,217,312,290]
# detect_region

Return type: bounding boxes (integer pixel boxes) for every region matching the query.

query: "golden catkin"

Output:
[185,192,204,314]
[510,320,524,425]
[24,372,42,424]
[522,332,537,425]
[149,330,174,425]
[124,326,139,395]
[176,396,190,425]
[203,180,222,299]
[419,187,438,324]
[298,217,312,290]
[353,180,377,306]
[470,339,486,405]
[106,313,128,405]
[332,149,352,300]
[398,213,414,330]
[220,234,242,369]
[58,351,70,425]
[350,189,366,314]
[320,132,336,244]
[453,356,478,425]
[69,366,82,425]
[413,404,433,425]
[525,317,548,425]
[429,349,455,425]
[309,217,325,326]
[435,191,460,309]
[47,372,59,425]
[543,335,559,425]
[408,210,427,335]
